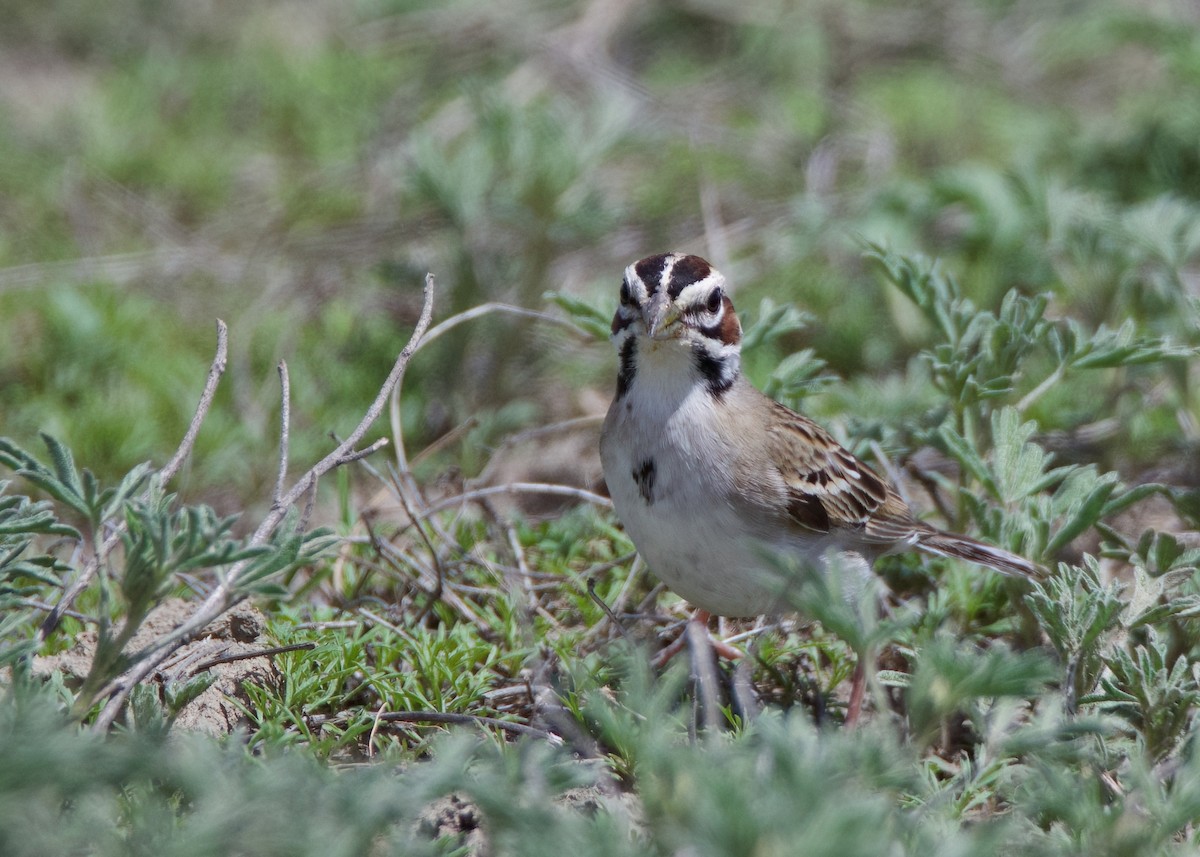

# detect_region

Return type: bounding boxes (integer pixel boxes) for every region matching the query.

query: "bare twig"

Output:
[502,517,537,611]
[723,618,782,647]
[389,302,591,471]
[15,598,95,625]
[272,361,291,508]
[699,170,731,277]
[399,483,611,534]
[335,437,390,465]
[371,538,490,632]
[418,302,590,351]
[730,656,761,725]
[586,579,634,645]
[686,619,724,738]
[318,709,559,743]
[409,416,478,468]
[388,300,590,470]
[38,320,230,643]
[91,276,435,732]
[381,465,447,621]
[368,700,388,758]
[298,477,319,534]
[474,414,603,485]
[161,321,231,485]
[357,607,405,635]
[189,642,315,675]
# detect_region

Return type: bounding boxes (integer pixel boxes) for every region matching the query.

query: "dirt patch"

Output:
[416,794,489,857]
[33,598,281,736]
[414,783,641,857]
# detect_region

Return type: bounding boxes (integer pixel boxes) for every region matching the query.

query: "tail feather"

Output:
[915,530,1043,579]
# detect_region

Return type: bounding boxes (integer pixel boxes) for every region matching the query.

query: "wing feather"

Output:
[762,401,918,546]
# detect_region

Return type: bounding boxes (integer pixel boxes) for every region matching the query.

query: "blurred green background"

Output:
[1,0,1197,506]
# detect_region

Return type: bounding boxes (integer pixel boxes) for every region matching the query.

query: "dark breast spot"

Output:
[633,458,656,504]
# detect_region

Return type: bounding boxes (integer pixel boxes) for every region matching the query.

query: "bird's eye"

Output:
[705,288,722,313]
[619,280,633,306]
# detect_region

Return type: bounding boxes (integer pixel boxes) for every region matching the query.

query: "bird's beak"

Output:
[645,291,681,339]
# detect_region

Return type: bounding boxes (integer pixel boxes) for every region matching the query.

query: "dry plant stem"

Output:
[502,518,537,611]
[17,598,95,624]
[38,320,230,643]
[316,709,559,743]
[401,482,611,533]
[298,477,319,533]
[188,641,316,675]
[409,416,478,469]
[473,414,603,485]
[272,360,290,508]
[372,539,490,632]
[90,276,435,733]
[381,302,590,567]
[585,579,635,645]
[376,459,458,553]
[384,479,446,625]
[337,437,390,464]
[368,700,388,758]
[698,170,731,277]
[686,618,724,737]
[358,607,405,636]
[389,302,585,471]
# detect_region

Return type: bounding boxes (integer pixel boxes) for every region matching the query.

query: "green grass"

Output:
[2,0,1200,853]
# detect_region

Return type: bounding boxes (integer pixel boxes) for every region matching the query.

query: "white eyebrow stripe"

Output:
[674,278,723,307]
[621,263,651,301]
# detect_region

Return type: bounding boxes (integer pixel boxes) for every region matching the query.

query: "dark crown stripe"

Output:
[666,254,713,299]
[634,254,671,292]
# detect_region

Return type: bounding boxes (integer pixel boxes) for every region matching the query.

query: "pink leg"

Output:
[652,610,744,667]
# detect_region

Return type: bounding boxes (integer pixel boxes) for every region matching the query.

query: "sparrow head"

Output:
[611,253,742,349]
[609,253,744,399]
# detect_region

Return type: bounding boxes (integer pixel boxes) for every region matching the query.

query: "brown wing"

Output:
[762,400,919,546]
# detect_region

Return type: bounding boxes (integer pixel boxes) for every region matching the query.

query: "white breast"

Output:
[600,341,797,616]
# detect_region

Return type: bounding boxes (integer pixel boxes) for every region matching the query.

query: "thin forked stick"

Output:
[91,275,435,732]
[38,320,230,642]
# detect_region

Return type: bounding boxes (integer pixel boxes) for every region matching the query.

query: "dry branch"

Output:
[38,320,230,643]
[90,275,436,732]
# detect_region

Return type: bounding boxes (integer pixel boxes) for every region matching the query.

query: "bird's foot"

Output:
[652,610,744,668]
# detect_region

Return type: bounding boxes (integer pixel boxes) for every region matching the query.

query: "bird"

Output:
[599,252,1041,722]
